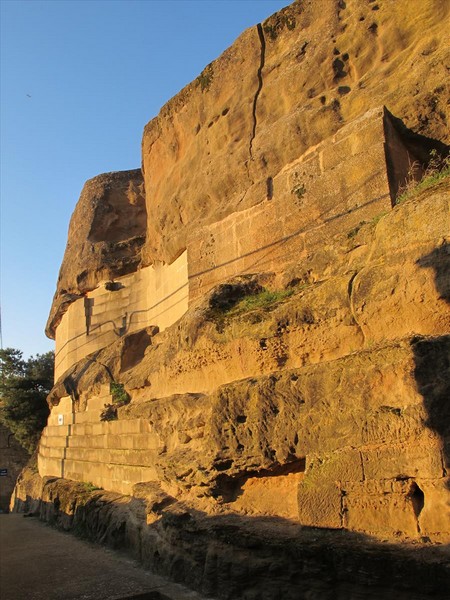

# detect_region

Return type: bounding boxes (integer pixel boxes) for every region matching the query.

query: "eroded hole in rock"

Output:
[213,459,234,472]
[276,352,289,368]
[277,318,289,334]
[208,280,263,312]
[121,328,156,371]
[236,415,247,424]
[332,57,347,80]
[212,458,306,503]
[267,176,274,199]
[105,281,124,291]
[409,482,425,519]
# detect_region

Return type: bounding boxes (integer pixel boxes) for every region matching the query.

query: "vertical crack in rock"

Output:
[359,450,366,481]
[440,451,446,478]
[249,23,266,160]
[340,488,347,528]
[347,271,366,343]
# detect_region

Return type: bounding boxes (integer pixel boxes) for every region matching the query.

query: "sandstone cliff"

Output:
[46,169,145,338]
[17,0,450,598]
[140,0,449,265]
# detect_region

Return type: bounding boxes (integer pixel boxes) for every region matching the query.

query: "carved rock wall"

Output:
[33,0,450,595]
[141,0,449,266]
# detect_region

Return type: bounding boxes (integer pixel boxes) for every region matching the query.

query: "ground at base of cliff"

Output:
[12,470,450,600]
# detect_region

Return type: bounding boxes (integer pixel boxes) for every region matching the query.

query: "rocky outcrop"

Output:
[12,470,450,599]
[141,0,449,265]
[38,180,450,542]
[46,169,146,338]
[25,0,450,597]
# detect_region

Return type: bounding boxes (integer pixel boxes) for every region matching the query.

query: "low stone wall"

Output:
[38,390,161,495]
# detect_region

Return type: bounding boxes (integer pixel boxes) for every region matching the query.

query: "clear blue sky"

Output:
[0,0,288,358]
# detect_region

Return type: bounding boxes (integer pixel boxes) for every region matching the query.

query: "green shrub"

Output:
[100,383,130,422]
[110,382,130,405]
[219,288,294,320]
[81,481,102,493]
[0,348,53,453]
[197,64,214,92]
[100,403,118,422]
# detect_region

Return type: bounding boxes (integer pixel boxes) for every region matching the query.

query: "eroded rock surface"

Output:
[46,169,146,338]
[23,0,450,597]
[141,0,449,265]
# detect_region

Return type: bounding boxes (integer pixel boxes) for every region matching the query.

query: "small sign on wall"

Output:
[58,414,64,425]
[0,469,7,476]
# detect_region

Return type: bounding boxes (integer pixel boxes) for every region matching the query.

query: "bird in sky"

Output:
[26,94,31,98]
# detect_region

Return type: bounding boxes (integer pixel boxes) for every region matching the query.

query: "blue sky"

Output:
[0,0,288,358]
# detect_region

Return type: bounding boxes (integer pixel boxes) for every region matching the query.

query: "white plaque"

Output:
[57,414,64,425]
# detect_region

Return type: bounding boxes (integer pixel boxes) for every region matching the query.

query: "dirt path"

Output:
[0,514,212,600]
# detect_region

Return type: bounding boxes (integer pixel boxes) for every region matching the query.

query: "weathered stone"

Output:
[46,169,146,338]
[19,0,450,596]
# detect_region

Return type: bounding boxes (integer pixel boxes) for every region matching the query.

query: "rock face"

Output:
[141,0,449,266]
[46,169,146,338]
[19,0,450,597]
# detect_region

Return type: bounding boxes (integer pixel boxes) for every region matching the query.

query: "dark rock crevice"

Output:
[249,23,266,160]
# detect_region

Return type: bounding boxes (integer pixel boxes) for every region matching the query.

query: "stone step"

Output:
[43,425,72,437]
[73,410,103,424]
[60,471,139,496]
[66,433,106,449]
[67,432,161,450]
[62,458,158,493]
[85,395,113,411]
[40,434,70,447]
[70,418,151,436]
[38,455,63,478]
[64,446,160,466]
[39,445,66,459]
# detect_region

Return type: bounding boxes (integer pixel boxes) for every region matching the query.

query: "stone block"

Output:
[343,479,421,538]
[361,440,443,481]
[417,479,450,540]
[38,455,63,479]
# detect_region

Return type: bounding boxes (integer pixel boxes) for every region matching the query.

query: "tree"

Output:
[0,348,53,453]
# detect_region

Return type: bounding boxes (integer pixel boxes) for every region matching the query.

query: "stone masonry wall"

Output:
[55,252,188,379]
[188,107,391,300]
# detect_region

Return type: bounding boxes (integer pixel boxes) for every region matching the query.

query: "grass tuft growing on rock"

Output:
[110,382,130,405]
[81,481,102,493]
[395,150,450,205]
[226,288,294,316]
[207,281,308,332]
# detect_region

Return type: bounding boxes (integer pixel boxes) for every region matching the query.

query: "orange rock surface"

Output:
[17,1,450,597]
